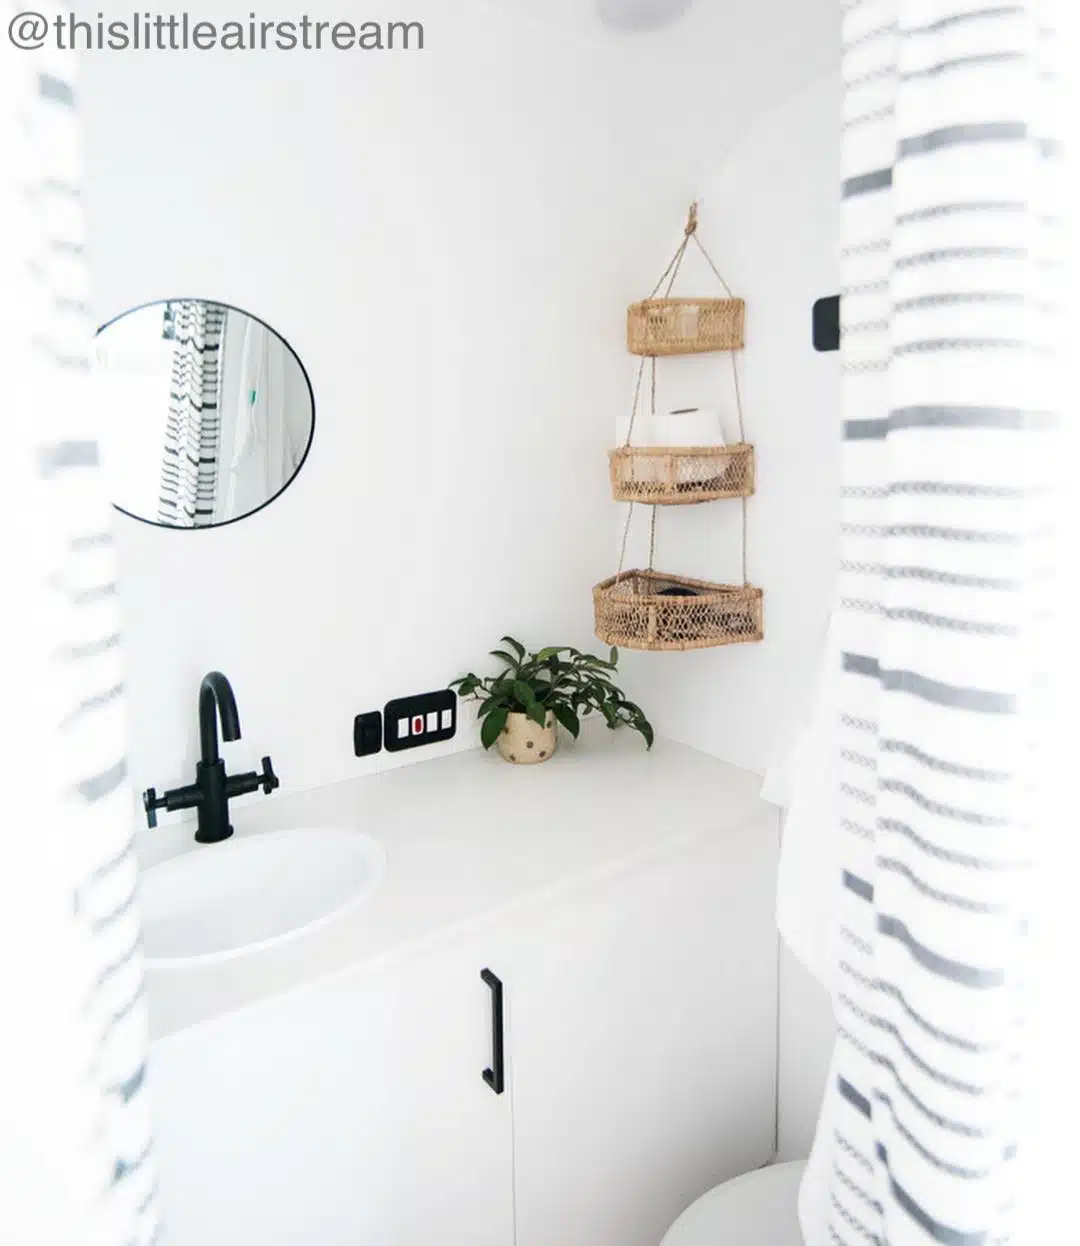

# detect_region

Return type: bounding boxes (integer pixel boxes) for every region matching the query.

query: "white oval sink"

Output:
[139,827,385,968]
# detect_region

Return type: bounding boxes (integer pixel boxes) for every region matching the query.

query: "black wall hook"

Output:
[813,295,840,352]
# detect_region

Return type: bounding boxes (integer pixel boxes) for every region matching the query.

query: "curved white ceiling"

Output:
[595,0,695,31]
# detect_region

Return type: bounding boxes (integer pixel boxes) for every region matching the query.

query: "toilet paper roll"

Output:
[650,406,725,448]
[613,407,725,449]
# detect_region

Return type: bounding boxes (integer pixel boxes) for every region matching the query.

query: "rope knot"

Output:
[684,201,699,236]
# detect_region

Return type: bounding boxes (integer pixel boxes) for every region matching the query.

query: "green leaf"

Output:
[477,697,505,718]
[512,680,537,708]
[501,636,526,660]
[535,646,564,662]
[525,702,547,727]
[481,707,509,749]
[552,703,580,738]
[489,649,519,670]
[610,646,619,666]
[638,718,655,749]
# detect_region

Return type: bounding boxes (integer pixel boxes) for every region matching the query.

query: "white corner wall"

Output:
[80,0,839,816]
[609,71,843,1158]
[617,72,842,780]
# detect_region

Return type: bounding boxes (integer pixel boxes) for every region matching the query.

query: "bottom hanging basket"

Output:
[593,570,763,651]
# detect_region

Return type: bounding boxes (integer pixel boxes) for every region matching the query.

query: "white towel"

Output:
[764,613,841,1246]
[761,613,839,990]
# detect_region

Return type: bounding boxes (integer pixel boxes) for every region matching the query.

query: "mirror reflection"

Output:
[93,299,314,528]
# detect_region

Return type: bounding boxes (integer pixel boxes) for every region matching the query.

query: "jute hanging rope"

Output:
[594,203,764,652]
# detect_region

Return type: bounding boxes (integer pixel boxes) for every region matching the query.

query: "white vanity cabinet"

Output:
[149,932,517,1246]
[146,744,779,1246]
[501,807,779,1246]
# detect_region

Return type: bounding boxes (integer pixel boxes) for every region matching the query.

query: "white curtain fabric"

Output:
[0,8,160,1245]
[218,316,309,523]
[815,3,1067,1245]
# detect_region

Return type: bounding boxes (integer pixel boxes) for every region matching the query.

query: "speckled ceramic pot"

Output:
[496,711,557,765]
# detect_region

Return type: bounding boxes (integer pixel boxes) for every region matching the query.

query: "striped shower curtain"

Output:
[159,300,227,526]
[0,6,160,1244]
[828,3,1066,1245]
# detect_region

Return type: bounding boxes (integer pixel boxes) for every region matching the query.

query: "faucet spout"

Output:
[199,671,241,764]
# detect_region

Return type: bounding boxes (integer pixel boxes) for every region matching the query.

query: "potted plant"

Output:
[450,636,653,764]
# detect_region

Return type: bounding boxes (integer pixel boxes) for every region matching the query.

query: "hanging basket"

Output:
[627,296,745,356]
[609,442,755,505]
[626,202,745,357]
[596,205,762,653]
[594,570,764,652]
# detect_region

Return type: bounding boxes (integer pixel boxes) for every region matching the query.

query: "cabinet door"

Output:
[148,933,515,1246]
[505,812,779,1246]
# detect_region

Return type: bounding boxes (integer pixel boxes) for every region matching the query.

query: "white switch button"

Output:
[397,718,410,739]
[441,709,453,730]
[426,711,439,733]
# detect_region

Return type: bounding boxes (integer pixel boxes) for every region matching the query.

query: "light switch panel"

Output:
[384,690,458,752]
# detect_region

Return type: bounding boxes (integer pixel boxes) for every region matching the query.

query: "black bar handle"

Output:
[481,968,505,1095]
[258,756,279,795]
[142,787,160,829]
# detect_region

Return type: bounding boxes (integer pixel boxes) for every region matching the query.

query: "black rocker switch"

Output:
[353,711,383,758]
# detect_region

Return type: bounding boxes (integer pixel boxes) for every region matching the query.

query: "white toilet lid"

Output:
[660,1159,805,1246]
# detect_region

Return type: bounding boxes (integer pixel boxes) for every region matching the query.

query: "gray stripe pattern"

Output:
[826,1,1059,1242]
[158,300,227,526]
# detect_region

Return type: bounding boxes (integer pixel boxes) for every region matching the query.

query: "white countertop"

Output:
[140,729,768,1041]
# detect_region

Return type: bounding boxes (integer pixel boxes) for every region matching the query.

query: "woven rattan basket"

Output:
[627,296,745,356]
[609,443,755,505]
[596,204,763,652]
[594,571,764,652]
[626,202,745,357]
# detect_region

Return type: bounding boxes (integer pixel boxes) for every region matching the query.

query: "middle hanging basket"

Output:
[594,570,764,652]
[609,442,755,505]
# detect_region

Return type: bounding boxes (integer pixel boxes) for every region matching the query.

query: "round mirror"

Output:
[92,300,314,529]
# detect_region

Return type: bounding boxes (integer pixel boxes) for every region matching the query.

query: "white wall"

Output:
[617,72,842,780]
[82,2,641,808]
[80,0,838,816]
[608,71,844,1158]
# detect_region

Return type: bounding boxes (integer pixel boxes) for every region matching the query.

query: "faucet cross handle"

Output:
[258,756,280,796]
[143,786,163,829]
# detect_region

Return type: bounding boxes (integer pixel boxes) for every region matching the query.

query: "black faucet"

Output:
[142,671,279,843]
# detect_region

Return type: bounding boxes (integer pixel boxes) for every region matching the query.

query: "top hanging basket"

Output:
[627,296,745,356]
[626,202,745,356]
